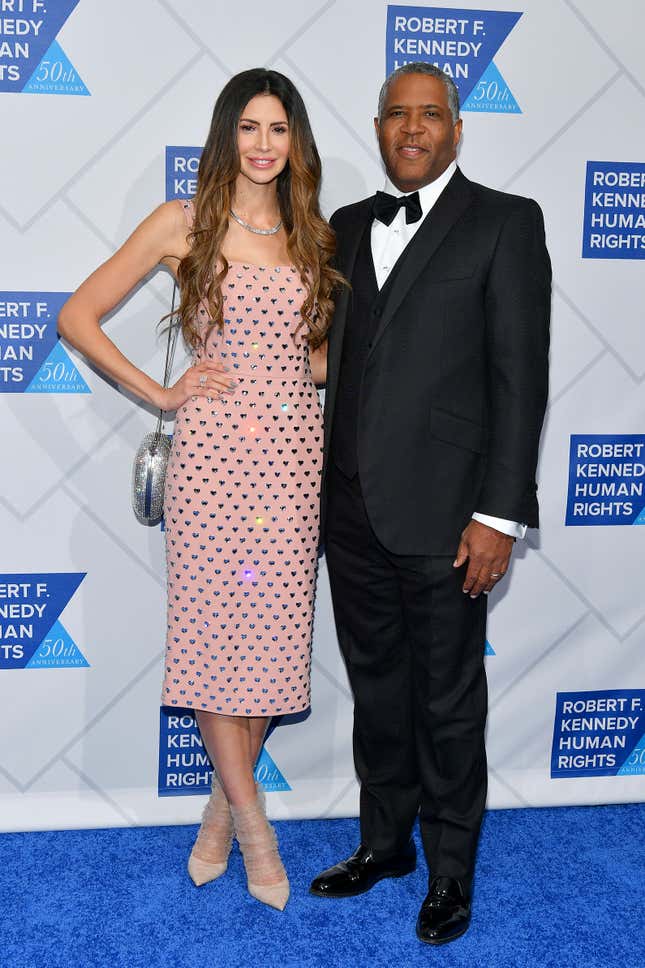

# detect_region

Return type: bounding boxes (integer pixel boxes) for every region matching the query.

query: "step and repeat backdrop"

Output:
[1,0,644,831]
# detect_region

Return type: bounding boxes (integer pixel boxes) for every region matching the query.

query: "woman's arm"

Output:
[310,339,327,388]
[58,201,230,410]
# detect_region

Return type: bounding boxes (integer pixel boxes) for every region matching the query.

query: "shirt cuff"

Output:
[472,513,527,539]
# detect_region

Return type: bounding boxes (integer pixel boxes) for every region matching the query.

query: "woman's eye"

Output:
[272,126,287,134]
[240,123,255,132]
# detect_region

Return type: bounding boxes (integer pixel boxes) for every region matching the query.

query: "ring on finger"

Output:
[198,374,208,386]
[491,572,502,578]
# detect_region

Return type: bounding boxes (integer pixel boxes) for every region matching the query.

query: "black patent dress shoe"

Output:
[310,841,416,898]
[416,876,471,945]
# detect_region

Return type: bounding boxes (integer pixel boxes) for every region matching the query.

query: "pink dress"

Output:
[161,200,322,716]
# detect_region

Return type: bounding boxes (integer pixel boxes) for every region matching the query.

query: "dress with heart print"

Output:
[161,199,322,716]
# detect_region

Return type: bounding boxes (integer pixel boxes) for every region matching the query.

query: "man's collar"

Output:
[383,160,458,216]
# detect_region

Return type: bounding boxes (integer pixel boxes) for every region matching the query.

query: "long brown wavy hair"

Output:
[177,69,345,349]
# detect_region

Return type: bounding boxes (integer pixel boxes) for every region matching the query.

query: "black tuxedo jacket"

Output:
[322,168,551,555]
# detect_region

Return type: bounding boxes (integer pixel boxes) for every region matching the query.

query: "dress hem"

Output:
[160,699,311,718]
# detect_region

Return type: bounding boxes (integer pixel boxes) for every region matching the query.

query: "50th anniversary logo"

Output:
[386,5,522,113]
[0,573,88,669]
[0,0,88,96]
[0,292,89,393]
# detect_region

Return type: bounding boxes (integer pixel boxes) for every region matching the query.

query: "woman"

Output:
[58,68,343,910]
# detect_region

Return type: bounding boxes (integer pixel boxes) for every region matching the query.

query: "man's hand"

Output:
[453,520,515,598]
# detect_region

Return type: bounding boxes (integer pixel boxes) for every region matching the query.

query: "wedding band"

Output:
[198,374,207,386]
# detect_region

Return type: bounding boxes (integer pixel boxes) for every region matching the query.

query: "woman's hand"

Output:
[157,360,236,411]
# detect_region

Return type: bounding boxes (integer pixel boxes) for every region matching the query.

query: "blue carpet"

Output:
[2,803,643,968]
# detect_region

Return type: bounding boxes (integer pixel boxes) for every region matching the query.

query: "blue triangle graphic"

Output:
[485,640,496,656]
[254,747,291,792]
[23,39,90,97]
[617,730,645,776]
[26,620,89,669]
[462,61,521,114]
[633,504,645,525]
[25,339,90,393]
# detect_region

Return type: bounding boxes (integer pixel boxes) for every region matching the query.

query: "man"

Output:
[310,63,550,945]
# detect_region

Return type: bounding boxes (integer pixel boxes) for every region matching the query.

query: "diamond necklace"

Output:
[229,208,282,236]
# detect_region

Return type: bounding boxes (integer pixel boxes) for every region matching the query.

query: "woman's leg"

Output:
[196,710,257,807]
[249,716,270,769]
[188,711,258,885]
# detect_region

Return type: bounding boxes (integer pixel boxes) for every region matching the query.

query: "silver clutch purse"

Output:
[131,284,179,526]
[132,430,173,525]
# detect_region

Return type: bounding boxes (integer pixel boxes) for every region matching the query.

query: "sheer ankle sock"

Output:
[231,794,289,910]
[188,774,233,886]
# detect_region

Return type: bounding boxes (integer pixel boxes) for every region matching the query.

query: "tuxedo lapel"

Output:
[328,198,373,352]
[324,198,374,443]
[368,169,475,356]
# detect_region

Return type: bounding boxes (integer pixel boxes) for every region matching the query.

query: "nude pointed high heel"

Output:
[187,773,233,886]
[231,794,289,911]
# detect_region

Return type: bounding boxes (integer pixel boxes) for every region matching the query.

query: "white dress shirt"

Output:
[370,162,526,540]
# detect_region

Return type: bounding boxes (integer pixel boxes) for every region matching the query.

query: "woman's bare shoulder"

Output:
[140,199,192,263]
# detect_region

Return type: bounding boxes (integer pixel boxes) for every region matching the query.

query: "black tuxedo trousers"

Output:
[326,464,488,890]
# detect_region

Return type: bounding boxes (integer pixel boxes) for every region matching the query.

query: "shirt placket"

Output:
[378,207,408,289]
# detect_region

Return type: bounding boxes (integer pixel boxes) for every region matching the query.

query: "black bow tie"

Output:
[373,189,423,226]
